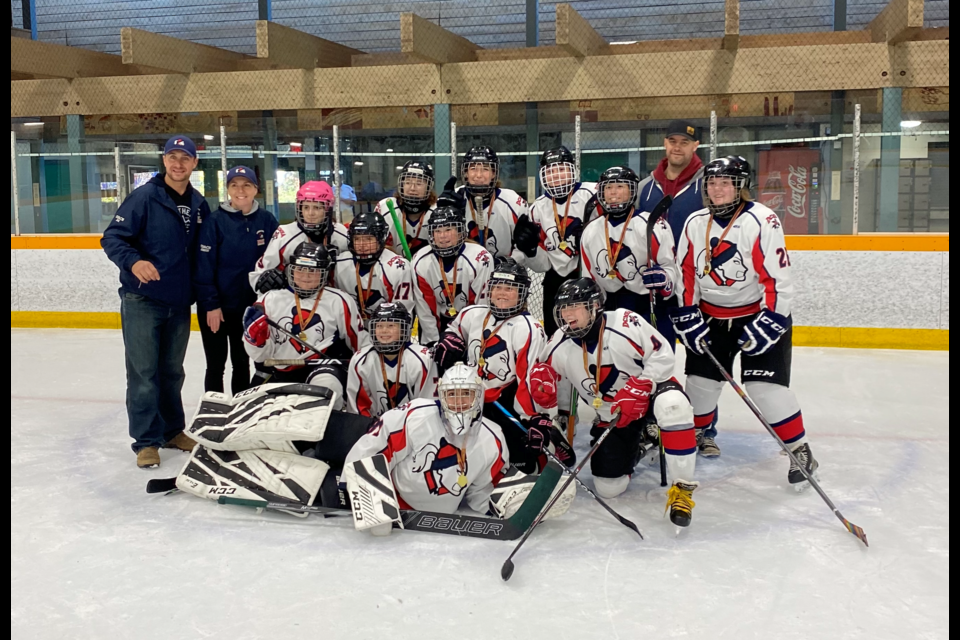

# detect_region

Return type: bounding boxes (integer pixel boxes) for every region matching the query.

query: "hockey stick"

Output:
[699,342,869,548]
[566,388,578,443]
[473,195,486,246]
[502,424,618,581]
[264,358,346,367]
[644,194,673,489]
[493,401,643,539]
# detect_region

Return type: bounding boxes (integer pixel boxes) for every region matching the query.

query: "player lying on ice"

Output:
[170,364,574,535]
[532,277,700,527]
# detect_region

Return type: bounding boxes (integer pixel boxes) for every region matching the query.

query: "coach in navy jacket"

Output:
[101,135,210,468]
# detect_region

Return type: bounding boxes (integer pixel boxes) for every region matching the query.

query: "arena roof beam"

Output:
[120,27,255,74]
[723,0,740,52]
[11,37,165,79]
[400,13,481,64]
[555,4,609,57]
[869,0,925,44]
[250,21,363,69]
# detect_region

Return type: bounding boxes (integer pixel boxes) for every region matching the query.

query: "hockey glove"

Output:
[738,309,790,356]
[436,177,466,212]
[641,263,671,292]
[242,303,270,347]
[512,214,541,258]
[611,377,655,427]
[523,414,576,468]
[529,362,559,409]
[432,331,467,374]
[255,268,287,294]
[669,305,710,356]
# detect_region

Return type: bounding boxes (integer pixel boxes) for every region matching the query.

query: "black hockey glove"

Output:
[255,268,287,293]
[512,214,541,257]
[432,331,467,374]
[436,177,466,212]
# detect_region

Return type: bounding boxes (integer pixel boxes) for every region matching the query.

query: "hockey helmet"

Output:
[369,302,412,355]
[461,146,500,198]
[286,242,331,299]
[553,277,605,338]
[539,146,578,199]
[427,206,467,258]
[438,363,484,441]
[596,166,640,219]
[487,257,532,320]
[296,181,335,234]
[348,211,390,267]
[703,156,751,219]
[397,160,435,212]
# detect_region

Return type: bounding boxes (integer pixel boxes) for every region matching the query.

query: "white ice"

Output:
[11,329,949,640]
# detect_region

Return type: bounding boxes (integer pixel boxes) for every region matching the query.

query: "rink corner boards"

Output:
[10,233,949,351]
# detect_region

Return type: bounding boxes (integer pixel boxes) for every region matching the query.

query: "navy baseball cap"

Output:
[226,165,258,188]
[163,135,197,158]
[665,120,700,141]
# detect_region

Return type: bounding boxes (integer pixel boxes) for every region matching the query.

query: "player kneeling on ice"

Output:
[670,156,818,491]
[242,242,370,405]
[345,303,438,417]
[432,257,575,476]
[536,277,699,527]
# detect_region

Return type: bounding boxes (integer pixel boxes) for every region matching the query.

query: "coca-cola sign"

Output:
[786,165,808,219]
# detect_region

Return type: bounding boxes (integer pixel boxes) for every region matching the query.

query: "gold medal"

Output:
[299,331,308,341]
[703,264,711,275]
[607,272,618,279]
[478,357,485,367]
[447,307,458,317]
[592,397,603,409]
[457,474,468,488]
[558,241,568,251]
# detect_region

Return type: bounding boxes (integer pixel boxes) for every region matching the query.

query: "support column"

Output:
[433,104,451,186]
[66,114,90,232]
[304,136,317,182]
[525,0,539,201]
[262,111,279,212]
[826,91,845,234]
[878,87,902,231]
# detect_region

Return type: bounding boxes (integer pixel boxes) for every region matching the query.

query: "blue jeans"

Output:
[120,292,191,452]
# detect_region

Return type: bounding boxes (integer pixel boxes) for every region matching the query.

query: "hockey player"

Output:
[579,166,681,349]
[376,160,436,257]
[669,156,817,489]
[412,205,493,344]
[513,146,598,337]
[332,211,416,321]
[249,181,350,294]
[433,258,575,475]
[242,242,370,405]
[456,146,526,260]
[346,303,438,417]
[534,277,699,527]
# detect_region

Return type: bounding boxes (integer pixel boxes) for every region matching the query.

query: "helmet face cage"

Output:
[438,364,484,441]
[398,165,435,206]
[553,300,601,338]
[370,317,411,355]
[487,264,531,319]
[597,177,638,218]
[428,218,466,258]
[703,174,748,218]
[349,215,388,266]
[539,161,578,199]
[461,152,499,198]
[296,199,330,234]
[286,259,327,299]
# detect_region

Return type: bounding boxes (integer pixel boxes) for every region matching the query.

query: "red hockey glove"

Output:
[611,377,655,427]
[529,362,559,409]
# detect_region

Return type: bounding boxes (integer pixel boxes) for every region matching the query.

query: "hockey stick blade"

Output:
[146,477,178,494]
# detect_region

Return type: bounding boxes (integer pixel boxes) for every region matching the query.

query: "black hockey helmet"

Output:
[487,257,532,320]
[369,302,412,355]
[539,146,578,199]
[427,205,466,258]
[286,242,331,299]
[703,156,752,219]
[397,160,435,212]
[553,277,605,338]
[596,166,641,219]
[461,146,500,198]
[348,211,389,267]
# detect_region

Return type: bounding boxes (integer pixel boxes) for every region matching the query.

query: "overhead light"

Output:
[396,166,404,171]
[354,161,364,166]
[22,122,44,127]
[289,142,302,148]
[203,134,215,140]
[386,148,394,153]
[900,120,922,128]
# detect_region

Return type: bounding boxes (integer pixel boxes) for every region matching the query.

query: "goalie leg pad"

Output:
[175,445,329,509]
[489,466,576,521]
[342,454,402,534]
[187,386,335,453]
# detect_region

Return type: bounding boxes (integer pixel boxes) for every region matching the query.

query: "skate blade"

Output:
[792,469,820,493]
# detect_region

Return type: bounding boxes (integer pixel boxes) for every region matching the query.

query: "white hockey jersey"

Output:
[457,186,526,261]
[675,201,795,319]
[448,305,549,418]
[540,309,677,423]
[519,183,597,277]
[331,248,416,320]
[412,243,494,344]
[579,209,680,299]
[245,286,371,369]
[248,220,350,290]
[343,398,509,514]
[346,343,439,417]
[375,197,436,258]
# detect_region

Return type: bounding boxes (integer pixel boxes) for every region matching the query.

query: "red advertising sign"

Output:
[757,148,823,235]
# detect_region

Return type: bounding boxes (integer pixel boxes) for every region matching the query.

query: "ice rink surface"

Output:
[11,329,949,640]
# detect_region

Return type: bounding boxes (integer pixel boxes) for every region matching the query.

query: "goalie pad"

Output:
[489,466,576,521]
[186,383,336,453]
[175,445,329,515]
[342,454,402,535]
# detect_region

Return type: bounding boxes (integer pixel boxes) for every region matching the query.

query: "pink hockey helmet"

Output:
[296,181,335,233]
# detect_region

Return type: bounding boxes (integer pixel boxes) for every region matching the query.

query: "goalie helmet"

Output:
[553,277,604,338]
[427,206,467,258]
[487,257,531,320]
[286,242,331,299]
[348,211,389,267]
[369,303,412,355]
[461,146,500,198]
[703,156,752,219]
[438,363,484,442]
[596,166,640,219]
[296,181,335,235]
[397,160,435,213]
[539,146,578,199]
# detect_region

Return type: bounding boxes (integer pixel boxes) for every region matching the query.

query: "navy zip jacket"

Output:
[194,201,279,311]
[101,174,209,308]
[637,168,705,245]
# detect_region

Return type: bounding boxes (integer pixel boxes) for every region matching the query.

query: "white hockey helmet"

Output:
[438,363,484,441]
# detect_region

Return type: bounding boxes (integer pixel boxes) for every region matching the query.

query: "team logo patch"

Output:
[411,438,467,497]
[595,240,639,281]
[257,229,266,246]
[697,238,747,286]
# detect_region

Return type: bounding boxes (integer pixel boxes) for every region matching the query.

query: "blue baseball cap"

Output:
[163,135,197,158]
[226,165,258,188]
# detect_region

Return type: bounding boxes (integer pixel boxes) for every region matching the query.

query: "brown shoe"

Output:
[137,447,161,469]
[163,432,196,452]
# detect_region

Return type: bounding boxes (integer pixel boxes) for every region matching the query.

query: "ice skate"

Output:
[787,442,819,492]
[665,480,698,528]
